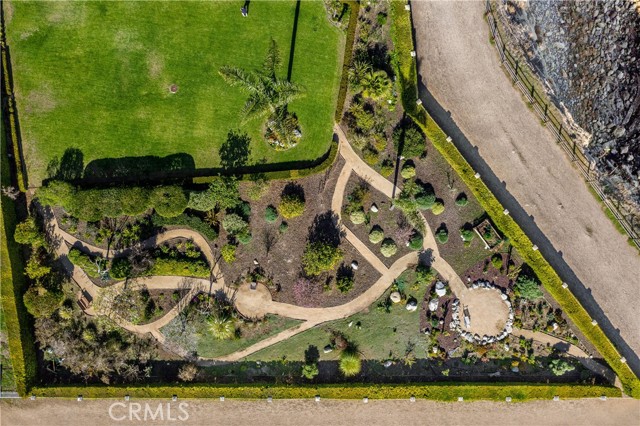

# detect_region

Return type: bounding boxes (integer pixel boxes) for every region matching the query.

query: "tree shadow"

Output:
[336,263,354,280]
[304,345,320,364]
[82,153,196,183]
[220,129,251,171]
[308,211,343,246]
[46,148,84,181]
[282,182,305,200]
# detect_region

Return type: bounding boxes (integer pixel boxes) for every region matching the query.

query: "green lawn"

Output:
[6,1,344,185]
[196,315,302,359]
[247,272,430,362]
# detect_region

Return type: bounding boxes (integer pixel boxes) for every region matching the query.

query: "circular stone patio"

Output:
[234,282,273,319]
[456,289,510,337]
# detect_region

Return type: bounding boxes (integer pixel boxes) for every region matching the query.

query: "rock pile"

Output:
[497,0,640,216]
[449,280,514,345]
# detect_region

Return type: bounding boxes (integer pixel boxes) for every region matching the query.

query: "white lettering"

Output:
[167,403,177,421]
[108,402,127,421]
[177,403,190,421]
[144,403,164,421]
[129,402,142,421]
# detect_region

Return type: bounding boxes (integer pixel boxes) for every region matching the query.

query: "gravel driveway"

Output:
[411,0,640,374]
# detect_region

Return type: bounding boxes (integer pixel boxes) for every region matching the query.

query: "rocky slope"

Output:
[494,0,640,221]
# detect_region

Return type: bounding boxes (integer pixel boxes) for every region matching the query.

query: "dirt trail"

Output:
[412,0,640,374]
[2,398,639,426]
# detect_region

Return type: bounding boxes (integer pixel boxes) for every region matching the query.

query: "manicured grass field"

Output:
[5,1,343,185]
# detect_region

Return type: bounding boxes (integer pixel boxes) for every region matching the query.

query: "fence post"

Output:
[557,123,562,142]
[530,84,535,103]
[501,42,506,63]
[543,103,548,122]
[513,60,519,83]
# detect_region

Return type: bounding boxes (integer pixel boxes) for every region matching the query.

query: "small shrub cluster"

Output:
[265,205,278,223]
[221,244,237,264]
[380,238,398,258]
[278,194,305,219]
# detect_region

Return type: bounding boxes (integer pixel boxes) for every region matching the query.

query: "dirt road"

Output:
[1,398,638,426]
[411,0,640,374]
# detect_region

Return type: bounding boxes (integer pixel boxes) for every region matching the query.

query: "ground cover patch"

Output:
[6,1,343,185]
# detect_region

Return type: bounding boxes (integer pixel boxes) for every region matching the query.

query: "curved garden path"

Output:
[46,128,591,365]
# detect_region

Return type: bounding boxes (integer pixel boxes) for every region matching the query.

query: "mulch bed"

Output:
[341,174,413,268]
[218,157,381,308]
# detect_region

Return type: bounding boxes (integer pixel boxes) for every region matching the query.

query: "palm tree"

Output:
[219,39,304,149]
[208,313,236,340]
[360,69,391,100]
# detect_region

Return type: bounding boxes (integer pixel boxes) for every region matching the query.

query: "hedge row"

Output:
[334,0,361,122]
[30,382,620,400]
[390,0,640,398]
[0,130,36,396]
[151,213,218,241]
[389,1,419,116]
[1,45,27,192]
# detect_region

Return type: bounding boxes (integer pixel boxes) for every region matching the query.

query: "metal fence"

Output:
[485,0,639,250]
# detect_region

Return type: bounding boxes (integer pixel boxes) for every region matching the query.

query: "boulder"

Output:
[370,204,379,213]
[323,345,333,354]
[435,281,447,297]
[351,261,359,270]
[428,299,439,311]
[390,291,402,303]
[406,300,418,311]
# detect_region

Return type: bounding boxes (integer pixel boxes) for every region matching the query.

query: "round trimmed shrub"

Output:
[369,226,384,244]
[150,186,188,218]
[302,242,343,276]
[237,230,252,245]
[416,192,436,210]
[460,228,475,242]
[408,232,423,250]
[400,163,416,179]
[349,209,366,225]
[491,253,503,269]
[431,201,445,215]
[265,205,278,223]
[380,238,398,257]
[436,228,449,244]
[455,193,468,206]
[380,159,395,177]
[279,221,289,233]
[278,194,305,219]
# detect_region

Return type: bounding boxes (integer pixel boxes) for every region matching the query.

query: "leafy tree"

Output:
[491,254,503,269]
[339,348,362,377]
[35,180,76,209]
[302,242,343,276]
[380,238,398,257]
[301,363,319,380]
[549,359,575,376]
[514,274,543,300]
[415,187,436,210]
[25,254,51,280]
[23,284,63,318]
[393,123,425,158]
[110,257,132,280]
[222,213,248,235]
[393,180,420,212]
[206,178,241,210]
[14,217,45,248]
[150,186,187,218]
[278,194,305,219]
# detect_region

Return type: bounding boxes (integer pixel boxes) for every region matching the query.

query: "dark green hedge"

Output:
[334,0,361,122]
[1,130,36,396]
[31,382,620,400]
[390,0,640,398]
[2,45,27,192]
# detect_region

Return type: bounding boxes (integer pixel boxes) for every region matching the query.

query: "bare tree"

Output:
[1,185,19,200]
